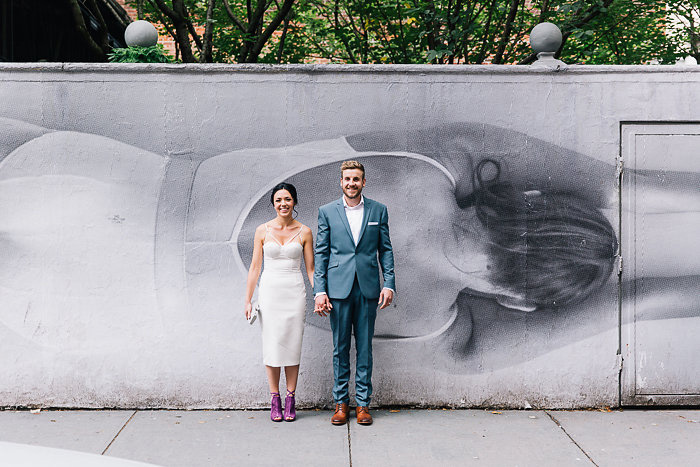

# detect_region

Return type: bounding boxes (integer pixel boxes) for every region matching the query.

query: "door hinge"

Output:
[616,158,624,177]
[617,255,623,275]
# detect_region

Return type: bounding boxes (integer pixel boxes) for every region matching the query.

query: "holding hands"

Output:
[314,294,332,317]
[313,288,393,316]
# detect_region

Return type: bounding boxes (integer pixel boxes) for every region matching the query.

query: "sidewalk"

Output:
[0,408,698,466]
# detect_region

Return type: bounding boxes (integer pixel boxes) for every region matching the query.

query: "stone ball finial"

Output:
[124,20,159,48]
[530,22,562,54]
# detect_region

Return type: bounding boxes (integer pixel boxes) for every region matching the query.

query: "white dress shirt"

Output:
[343,195,364,245]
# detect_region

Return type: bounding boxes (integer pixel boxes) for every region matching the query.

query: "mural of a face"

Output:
[2,112,699,407]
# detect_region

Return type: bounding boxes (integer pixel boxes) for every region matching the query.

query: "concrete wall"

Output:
[0,64,698,408]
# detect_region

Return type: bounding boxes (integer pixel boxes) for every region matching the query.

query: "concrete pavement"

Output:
[0,408,698,466]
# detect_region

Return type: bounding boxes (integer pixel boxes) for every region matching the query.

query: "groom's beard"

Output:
[343,187,362,199]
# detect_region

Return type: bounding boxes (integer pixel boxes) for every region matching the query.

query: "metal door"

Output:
[620,123,700,405]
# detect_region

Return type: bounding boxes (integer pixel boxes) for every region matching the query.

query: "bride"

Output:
[243,183,315,421]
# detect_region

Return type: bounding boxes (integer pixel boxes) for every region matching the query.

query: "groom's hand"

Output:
[314,294,332,317]
[378,288,394,310]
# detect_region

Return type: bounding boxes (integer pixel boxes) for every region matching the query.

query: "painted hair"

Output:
[341,160,365,178]
[458,159,618,309]
[270,182,299,207]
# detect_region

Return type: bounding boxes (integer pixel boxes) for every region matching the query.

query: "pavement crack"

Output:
[347,422,352,466]
[544,411,599,466]
[102,410,137,455]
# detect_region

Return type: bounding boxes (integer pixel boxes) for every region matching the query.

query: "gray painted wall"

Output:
[1,64,698,408]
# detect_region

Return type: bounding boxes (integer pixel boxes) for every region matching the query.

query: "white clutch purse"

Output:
[248,302,260,325]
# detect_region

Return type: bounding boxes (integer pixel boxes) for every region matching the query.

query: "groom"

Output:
[314,160,395,426]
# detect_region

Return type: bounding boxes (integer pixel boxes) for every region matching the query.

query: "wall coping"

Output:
[1,63,699,75]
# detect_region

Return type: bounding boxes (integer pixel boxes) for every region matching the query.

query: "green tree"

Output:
[108,45,174,63]
[560,0,679,64]
[665,1,700,63]
[132,0,296,62]
[129,0,693,65]
[294,0,628,64]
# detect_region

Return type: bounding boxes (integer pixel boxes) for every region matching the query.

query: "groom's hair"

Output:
[341,160,365,179]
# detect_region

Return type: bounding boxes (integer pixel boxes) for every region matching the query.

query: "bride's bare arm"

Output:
[301,226,315,288]
[244,225,265,317]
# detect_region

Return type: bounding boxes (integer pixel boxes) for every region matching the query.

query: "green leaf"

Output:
[107,45,173,63]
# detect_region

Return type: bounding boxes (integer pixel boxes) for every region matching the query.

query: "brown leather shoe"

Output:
[331,403,349,425]
[356,406,373,425]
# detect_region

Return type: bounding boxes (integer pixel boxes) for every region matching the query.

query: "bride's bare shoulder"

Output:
[297,223,313,235]
[254,223,269,237]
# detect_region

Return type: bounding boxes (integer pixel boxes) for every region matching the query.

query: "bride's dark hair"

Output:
[457,159,618,309]
[270,182,298,205]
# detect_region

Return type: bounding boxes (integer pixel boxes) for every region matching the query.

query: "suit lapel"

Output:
[335,199,354,243]
[356,198,372,245]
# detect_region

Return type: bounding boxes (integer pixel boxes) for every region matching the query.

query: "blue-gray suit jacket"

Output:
[314,197,395,300]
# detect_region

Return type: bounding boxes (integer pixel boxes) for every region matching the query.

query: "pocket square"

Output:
[368,221,379,225]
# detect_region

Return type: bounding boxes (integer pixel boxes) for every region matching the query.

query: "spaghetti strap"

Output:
[289,228,303,244]
[264,223,302,246]
[262,223,275,245]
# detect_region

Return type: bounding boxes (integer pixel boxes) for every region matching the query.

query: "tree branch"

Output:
[422,0,438,62]
[493,0,521,64]
[333,0,358,63]
[221,0,248,32]
[247,0,296,62]
[65,0,107,60]
[247,0,270,33]
[446,0,463,63]
[201,0,217,62]
[146,0,179,45]
[178,1,204,52]
[151,0,177,20]
[152,0,195,61]
[276,7,291,62]
[475,0,496,63]
[459,0,483,61]
[355,4,371,62]
[374,4,400,63]
[558,0,615,58]
[538,0,549,23]
[85,0,109,50]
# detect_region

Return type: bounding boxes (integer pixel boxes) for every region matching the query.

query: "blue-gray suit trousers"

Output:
[329,275,377,406]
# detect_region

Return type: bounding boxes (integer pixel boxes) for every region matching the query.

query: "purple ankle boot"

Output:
[270,392,283,422]
[284,390,296,422]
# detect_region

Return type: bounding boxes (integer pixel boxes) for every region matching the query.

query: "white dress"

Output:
[258,226,307,367]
